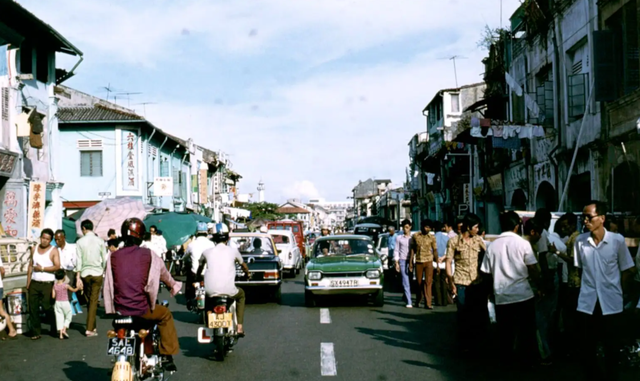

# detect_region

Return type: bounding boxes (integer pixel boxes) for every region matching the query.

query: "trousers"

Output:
[415,262,433,307]
[399,260,412,305]
[140,305,180,355]
[81,275,103,332]
[29,280,55,336]
[54,301,73,330]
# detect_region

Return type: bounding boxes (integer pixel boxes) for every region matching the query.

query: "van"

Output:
[267,221,306,258]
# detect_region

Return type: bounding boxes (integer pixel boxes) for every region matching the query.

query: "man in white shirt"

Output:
[481,211,540,367]
[54,230,78,297]
[184,222,215,305]
[574,201,634,381]
[149,225,168,260]
[197,232,250,336]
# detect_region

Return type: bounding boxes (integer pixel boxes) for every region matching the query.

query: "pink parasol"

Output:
[75,197,151,240]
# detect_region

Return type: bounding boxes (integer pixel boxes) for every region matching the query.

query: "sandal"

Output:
[237,331,245,338]
[31,335,41,341]
[62,332,69,339]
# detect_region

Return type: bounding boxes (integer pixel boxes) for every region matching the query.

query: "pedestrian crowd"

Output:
[0,219,169,342]
[390,200,640,381]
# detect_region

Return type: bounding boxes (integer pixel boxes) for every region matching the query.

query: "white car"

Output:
[269,230,303,277]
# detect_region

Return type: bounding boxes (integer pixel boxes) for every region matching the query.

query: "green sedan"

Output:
[304,235,385,307]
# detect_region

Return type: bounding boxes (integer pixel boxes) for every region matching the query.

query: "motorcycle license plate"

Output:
[330,279,359,287]
[107,337,135,356]
[208,312,233,329]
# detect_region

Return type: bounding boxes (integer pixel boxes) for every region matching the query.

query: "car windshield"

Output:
[229,236,275,255]
[271,235,290,245]
[314,238,375,258]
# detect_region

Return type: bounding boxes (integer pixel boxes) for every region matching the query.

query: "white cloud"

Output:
[281,180,322,201]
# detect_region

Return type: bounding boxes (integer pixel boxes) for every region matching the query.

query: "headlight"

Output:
[308,271,322,280]
[366,270,381,279]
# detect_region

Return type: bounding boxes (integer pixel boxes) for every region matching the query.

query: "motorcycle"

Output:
[108,301,174,381]
[187,281,207,323]
[166,246,184,276]
[197,296,238,361]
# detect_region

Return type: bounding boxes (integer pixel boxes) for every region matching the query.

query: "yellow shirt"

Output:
[413,233,437,263]
[446,235,486,286]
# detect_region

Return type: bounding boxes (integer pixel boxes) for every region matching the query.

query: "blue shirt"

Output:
[434,232,449,258]
[387,233,397,251]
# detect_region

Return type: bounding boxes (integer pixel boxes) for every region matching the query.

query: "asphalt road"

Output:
[1,273,639,381]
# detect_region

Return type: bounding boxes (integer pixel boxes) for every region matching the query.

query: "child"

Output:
[52,269,78,340]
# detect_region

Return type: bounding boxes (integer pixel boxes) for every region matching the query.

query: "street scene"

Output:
[2,0,640,380]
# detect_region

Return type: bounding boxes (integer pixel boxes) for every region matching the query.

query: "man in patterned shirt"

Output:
[412,219,437,309]
[445,213,486,351]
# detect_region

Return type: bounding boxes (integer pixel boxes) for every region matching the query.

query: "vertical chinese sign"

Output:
[27,181,45,238]
[3,190,19,237]
[122,130,139,191]
[199,168,208,204]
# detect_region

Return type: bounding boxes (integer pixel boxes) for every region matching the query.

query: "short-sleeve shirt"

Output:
[387,233,397,251]
[434,232,449,258]
[565,231,581,288]
[480,232,538,305]
[574,230,634,315]
[413,233,437,263]
[202,243,244,297]
[446,235,486,286]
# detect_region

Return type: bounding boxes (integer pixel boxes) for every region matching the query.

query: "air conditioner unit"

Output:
[192,192,198,203]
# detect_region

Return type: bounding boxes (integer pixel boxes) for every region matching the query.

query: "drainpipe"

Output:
[181,151,188,204]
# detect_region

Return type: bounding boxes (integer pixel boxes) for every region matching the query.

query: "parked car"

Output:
[267,221,306,259]
[353,223,383,241]
[269,230,302,277]
[229,232,283,304]
[304,235,385,307]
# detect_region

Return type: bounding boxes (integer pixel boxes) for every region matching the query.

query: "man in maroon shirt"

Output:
[104,218,182,372]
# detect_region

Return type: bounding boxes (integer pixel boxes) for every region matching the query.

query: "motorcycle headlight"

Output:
[366,270,381,279]
[308,271,322,280]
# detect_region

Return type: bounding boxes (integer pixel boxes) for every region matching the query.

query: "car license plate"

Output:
[329,279,359,287]
[208,312,233,329]
[106,337,135,356]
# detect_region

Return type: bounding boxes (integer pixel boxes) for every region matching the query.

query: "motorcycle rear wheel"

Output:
[214,336,225,361]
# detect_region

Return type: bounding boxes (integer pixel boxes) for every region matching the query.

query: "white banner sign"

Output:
[154,177,173,196]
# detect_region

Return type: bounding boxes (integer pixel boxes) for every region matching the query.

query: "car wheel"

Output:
[373,290,384,307]
[273,286,282,304]
[305,290,315,307]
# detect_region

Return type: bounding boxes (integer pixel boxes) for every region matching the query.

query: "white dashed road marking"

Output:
[320,308,331,324]
[320,342,337,376]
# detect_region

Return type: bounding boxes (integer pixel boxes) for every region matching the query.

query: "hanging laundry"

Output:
[480,118,491,127]
[470,126,484,138]
[533,125,545,137]
[480,127,493,137]
[492,136,521,150]
[492,125,504,137]
[518,127,533,139]
[525,93,540,117]
[471,117,480,127]
[503,125,521,138]
[505,72,523,96]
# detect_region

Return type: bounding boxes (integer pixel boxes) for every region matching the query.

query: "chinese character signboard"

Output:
[27,181,45,238]
[2,190,19,237]
[122,129,139,191]
[199,169,208,204]
[154,177,173,197]
[0,150,17,177]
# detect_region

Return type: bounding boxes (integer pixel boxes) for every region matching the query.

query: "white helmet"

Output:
[259,225,269,233]
[321,225,330,231]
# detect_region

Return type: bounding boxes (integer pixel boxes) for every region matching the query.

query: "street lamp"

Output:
[444,146,474,215]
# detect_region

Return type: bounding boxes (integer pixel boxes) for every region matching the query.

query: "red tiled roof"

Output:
[276,207,310,214]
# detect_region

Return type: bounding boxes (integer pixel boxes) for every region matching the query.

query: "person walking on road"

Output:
[480,211,540,367]
[149,225,168,260]
[54,230,77,300]
[445,213,486,351]
[574,201,634,381]
[52,269,79,340]
[387,226,397,270]
[434,222,451,306]
[0,251,17,339]
[413,219,437,309]
[394,219,414,308]
[27,228,61,340]
[76,219,107,337]
[444,221,457,239]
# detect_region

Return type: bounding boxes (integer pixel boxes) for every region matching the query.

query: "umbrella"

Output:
[143,212,212,249]
[62,217,77,243]
[75,197,151,240]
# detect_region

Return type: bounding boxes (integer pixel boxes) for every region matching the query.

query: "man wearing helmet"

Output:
[197,232,250,337]
[184,222,215,306]
[103,218,183,372]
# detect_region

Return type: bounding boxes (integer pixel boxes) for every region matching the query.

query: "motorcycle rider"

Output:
[103,218,182,372]
[184,222,215,307]
[197,231,249,337]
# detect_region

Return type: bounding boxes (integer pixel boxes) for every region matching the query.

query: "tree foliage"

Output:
[244,202,282,220]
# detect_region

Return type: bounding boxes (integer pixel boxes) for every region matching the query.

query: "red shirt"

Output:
[111,246,152,316]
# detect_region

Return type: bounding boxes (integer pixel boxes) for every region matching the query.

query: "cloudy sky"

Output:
[21,0,521,203]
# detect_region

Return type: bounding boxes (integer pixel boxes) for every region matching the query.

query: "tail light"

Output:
[263,271,279,279]
[117,328,126,339]
[213,305,226,314]
[107,330,117,338]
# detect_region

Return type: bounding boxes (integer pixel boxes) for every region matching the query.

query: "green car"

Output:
[304,235,386,307]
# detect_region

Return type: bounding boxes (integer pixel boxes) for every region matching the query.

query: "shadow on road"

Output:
[63,361,111,381]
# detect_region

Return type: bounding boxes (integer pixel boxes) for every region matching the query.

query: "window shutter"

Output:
[568,73,587,118]
[593,30,617,101]
[544,81,554,124]
[93,151,103,176]
[80,152,91,176]
[537,85,546,122]
[80,151,103,177]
